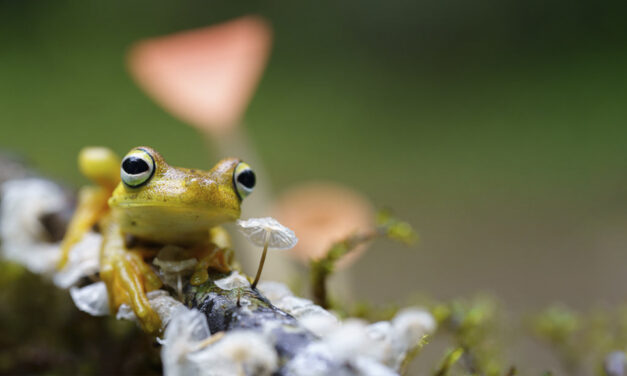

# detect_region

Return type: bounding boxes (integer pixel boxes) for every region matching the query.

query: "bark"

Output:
[185,272,317,367]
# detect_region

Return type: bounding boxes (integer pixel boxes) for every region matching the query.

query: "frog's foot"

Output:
[190,246,234,286]
[101,251,163,333]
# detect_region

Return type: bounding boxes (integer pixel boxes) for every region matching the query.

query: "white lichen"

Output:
[0,179,67,274]
[161,308,211,376]
[299,313,341,338]
[186,330,278,376]
[161,308,278,376]
[285,340,398,376]
[392,307,436,348]
[69,281,110,316]
[116,290,186,329]
[365,307,436,369]
[256,281,294,303]
[256,280,341,336]
[285,309,436,374]
[54,232,102,288]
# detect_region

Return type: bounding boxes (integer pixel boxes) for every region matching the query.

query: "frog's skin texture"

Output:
[58,146,253,333]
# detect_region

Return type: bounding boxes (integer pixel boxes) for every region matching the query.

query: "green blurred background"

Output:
[1,0,627,373]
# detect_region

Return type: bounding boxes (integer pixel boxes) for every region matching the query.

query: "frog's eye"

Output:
[233,162,255,199]
[120,148,155,188]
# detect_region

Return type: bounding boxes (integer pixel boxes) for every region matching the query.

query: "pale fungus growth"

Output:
[186,330,278,376]
[237,217,297,288]
[391,307,437,348]
[53,232,102,288]
[161,308,211,375]
[256,280,340,337]
[161,309,278,376]
[153,245,198,297]
[0,179,68,274]
[69,281,110,316]
[214,271,250,290]
[256,281,294,303]
[117,290,186,329]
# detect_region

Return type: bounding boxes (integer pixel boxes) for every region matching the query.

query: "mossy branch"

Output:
[309,210,417,308]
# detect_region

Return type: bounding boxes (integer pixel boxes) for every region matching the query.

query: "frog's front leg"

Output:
[58,186,109,268]
[58,147,121,269]
[100,216,162,333]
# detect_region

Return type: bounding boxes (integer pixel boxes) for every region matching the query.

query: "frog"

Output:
[58,146,256,333]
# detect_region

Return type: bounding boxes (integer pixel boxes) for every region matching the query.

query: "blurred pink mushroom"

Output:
[271,182,375,269]
[127,16,272,135]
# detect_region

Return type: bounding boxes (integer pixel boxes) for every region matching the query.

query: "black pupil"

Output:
[122,156,149,175]
[237,169,256,189]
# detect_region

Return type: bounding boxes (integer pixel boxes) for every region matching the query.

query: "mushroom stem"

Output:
[251,231,270,289]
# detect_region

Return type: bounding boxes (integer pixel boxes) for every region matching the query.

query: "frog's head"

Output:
[108,146,256,244]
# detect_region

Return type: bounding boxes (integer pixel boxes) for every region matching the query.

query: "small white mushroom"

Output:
[237,217,298,288]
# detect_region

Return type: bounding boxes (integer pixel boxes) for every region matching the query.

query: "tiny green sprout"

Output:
[532,305,581,344]
[400,334,430,375]
[237,217,298,289]
[530,305,584,374]
[434,347,464,376]
[0,261,25,287]
[376,209,418,245]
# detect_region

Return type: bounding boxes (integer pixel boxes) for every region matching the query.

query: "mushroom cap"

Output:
[237,217,298,250]
[271,182,374,268]
[127,16,272,134]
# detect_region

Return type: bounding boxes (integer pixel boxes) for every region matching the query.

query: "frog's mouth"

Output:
[111,200,240,218]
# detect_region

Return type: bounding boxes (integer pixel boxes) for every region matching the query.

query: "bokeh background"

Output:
[1,0,627,373]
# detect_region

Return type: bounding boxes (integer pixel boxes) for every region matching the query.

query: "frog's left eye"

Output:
[233,162,255,199]
[120,148,155,188]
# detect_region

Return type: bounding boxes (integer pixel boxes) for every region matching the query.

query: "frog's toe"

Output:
[128,251,163,292]
[136,305,162,334]
[190,268,209,286]
[104,254,163,333]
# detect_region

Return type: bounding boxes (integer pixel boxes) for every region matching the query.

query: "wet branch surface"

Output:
[185,272,317,366]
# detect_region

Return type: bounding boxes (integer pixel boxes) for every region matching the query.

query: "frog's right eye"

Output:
[120,148,155,188]
[233,162,255,199]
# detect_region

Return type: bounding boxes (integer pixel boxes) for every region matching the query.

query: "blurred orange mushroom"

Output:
[127,16,272,135]
[272,182,375,269]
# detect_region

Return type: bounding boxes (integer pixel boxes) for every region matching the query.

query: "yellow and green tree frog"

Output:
[58,146,256,333]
